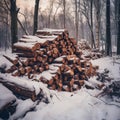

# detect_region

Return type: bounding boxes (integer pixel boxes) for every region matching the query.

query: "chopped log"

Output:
[73,84,79,91]
[36,28,68,36]
[0,78,37,101]
[25,66,32,74]
[11,70,20,77]
[6,65,18,73]
[62,85,70,92]
[16,52,34,58]
[39,67,44,73]
[69,78,74,87]
[3,55,19,66]
[13,42,40,52]
[64,69,74,77]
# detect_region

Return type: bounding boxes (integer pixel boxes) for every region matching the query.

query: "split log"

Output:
[0,78,37,101]
[13,42,40,52]
[3,55,19,66]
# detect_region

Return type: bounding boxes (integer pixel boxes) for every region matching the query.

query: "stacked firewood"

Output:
[3,28,98,92]
[39,55,98,92]
[77,41,103,60]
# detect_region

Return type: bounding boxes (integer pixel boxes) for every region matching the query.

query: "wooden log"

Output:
[74,80,84,86]
[49,84,56,90]
[35,49,45,57]
[39,67,44,73]
[13,42,40,52]
[0,78,37,101]
[36,28,68,36]
[44,63,49,70]
[69,38,77,45]
[6,65,18,73]
[80,60,87,68]
[69,78,74,87]
[53,56,67,64]
[16,52,34,58]
[37,56,43,62]
[25,66,32,74]
[12,70,20,76]
[73,84,79,91]
[3,55,19,66]
[62,85,70,92]
[19,66,25,75]
[64,69,74,77]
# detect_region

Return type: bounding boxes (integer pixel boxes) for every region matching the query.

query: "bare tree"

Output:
[10,0,18,51]
[0,0,10,49]
[117,0,120,55]
[106,0,112,56]
[80,0,96,48]
[63,0,66,28]
[78,0,84,40]
[48,0,54,28]
[75,0,78,42]
[33,0,40,35]
[94,0,101,49]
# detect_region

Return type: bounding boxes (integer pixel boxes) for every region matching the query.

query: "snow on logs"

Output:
[3,28,98,92]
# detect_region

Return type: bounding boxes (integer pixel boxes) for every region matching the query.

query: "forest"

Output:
[0,0,120,55]
[0,0,120,120]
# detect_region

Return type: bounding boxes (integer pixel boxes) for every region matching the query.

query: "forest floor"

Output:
[0,50,120,120]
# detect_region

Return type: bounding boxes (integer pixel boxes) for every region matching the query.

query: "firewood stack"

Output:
[39,55,98,92]
[4,28,98,92]
[78,41,103,60]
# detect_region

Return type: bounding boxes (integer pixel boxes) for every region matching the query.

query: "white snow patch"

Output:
[0,84,16,110]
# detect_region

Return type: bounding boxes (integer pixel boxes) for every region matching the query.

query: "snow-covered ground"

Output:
[0,51,120,120]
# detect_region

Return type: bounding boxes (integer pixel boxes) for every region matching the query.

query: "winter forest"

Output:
[0,0,120,120]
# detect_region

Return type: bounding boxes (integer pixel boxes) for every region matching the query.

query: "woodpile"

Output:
[78,41,103,60]
[39,55,98,92]
[3,28,98,92]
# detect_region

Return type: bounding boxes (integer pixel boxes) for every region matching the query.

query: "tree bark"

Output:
[117,0,120,55]
[106,0,112,56]
[10,0,18,52]
[75,0,78,42]
[33,0,40,35]
[94,0,101,49]
[63,0,66,28]
[90,0,95,48]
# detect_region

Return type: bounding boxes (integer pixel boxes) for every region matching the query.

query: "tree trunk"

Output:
[90,0,95,48]
[63,0,66,28]
[10,0,18,52]
[117,0,120,55]
[78,0,84,40]
[94,0,101,49]
[75,0,78,42]
[106,0,112,56]
[33,0,40,35]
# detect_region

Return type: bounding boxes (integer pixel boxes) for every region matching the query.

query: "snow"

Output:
[0,73,51,97]
[14,42,38,48]
[0,84,16,110]
[0,50,15,69]
[21,88,120,120]
[91,57,120,79]
[10,99,36,120]
[37,28,66,33]
[0,51,120,120]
